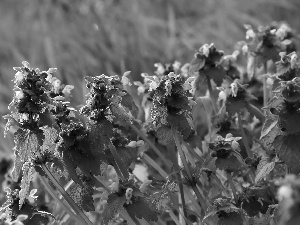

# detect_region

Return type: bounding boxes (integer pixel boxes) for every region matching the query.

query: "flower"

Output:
[121,71,132,86]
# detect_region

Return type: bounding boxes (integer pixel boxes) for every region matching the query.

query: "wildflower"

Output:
[121,71,132,86]
[230,82,238,97]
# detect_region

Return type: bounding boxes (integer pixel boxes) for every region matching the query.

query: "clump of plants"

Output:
[1,22,300,225]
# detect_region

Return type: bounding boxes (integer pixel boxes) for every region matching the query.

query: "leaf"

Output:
[116,146,138,169]
[205,66,226,87]
[215,155,242,172]
[125,197,158,222]
[11,129,40,182]
[67,177,95,212]
[41,127,58,154]
[273,134,300,173]
[217,211,243,225]
[255,160,275,183]
[121,92,139,118]
[260,113,280,149]
[88,121,113,156]
[19,163,35,209]
[156,125,174,146]
[167,114,192,140]
[102,193,126,224]
[189,57,206,75]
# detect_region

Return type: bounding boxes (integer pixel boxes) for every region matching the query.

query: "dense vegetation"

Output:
[0,21,300,225]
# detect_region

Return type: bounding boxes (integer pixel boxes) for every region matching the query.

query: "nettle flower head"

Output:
[275,52,300,81]
[209,133,245,172]
[189,43,225,83]
[221,80,256,116]
[149,72,194,139]
[9,62,53,115]
[134,61,189,95]
[242,23,296,64]
[80,74,131,123]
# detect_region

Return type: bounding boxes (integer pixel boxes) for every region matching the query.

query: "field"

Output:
[1,1,300,225]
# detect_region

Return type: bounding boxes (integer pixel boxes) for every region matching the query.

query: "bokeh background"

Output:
[1,0,300,153]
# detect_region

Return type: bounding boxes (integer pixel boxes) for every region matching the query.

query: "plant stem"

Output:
[129,124,170,167]
[108,140,129,180]
[227,172,238,205]
[119,209,137,225]
[206,75,217,115]
[263,62,268,108]
[38,174,83,224]
[168,145,188,221]
[141,152,168,179]
[245,103,265,122]
[172,128,205,210]
[41,164,93,225]
[237,113,252,158]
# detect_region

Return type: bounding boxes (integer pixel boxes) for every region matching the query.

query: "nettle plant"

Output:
[1,22,300,225]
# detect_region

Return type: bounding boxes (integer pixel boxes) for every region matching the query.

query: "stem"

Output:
[172,129,205,210]
[108,140,129,180]
[237,113,252,158]
[141,152,168,179]
[38,174,83,224]
[263,62,268,108]
[119,209,137,225]
[172,128,193,182]
[168,146,188,221]
[245,103,265,122]
[206,75,217,115]
[168,210,181,225]
[227,172,238,205]
[41,164,93,225]
[129,124,170,167]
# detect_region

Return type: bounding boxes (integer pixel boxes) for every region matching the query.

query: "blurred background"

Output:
[1,0,300,153]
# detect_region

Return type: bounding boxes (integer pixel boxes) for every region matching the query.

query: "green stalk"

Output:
[141,152,168,179]
[227,172,238,205]
[119,209,137,225]
[38,174,83,224]
[206,75,217,115]
[245,103,265,122]
[129,124,170,167]
[263,62,268,108]
[108,140,129,180]
[172,128,204,210]
[41,164,93,225]
[168,145,188,220]
[237,113,252,158]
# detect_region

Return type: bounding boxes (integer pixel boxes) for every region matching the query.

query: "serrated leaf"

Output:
[102,193,126,224]
[255,160,275,183]
[88,121,113,156]
[217,211,243,225]
[215,155,242,172]
[121,92,139,118]
[167,114,192,140]
[67,177,95,212]
[11,129,40,182]
[273,134,300,173]
[125,197,158,222]
[156,125,174,146]
[19,163,35,209]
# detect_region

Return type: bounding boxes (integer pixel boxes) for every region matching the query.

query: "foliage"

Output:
[2,19,300,225]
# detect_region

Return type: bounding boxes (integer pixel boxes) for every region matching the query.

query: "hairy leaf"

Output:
[102,193,126,224]
[255,159,275,183]
[273,134,300,173]
[12,129,40,182]
[67,177,95,212]
[125,197,158,222]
